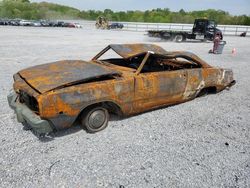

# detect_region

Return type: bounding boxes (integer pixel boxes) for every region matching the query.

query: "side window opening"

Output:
[141,55,201,73]
[99,48,123,59]
[208,21,215,29]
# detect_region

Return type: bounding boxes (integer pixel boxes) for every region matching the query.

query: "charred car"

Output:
[8,44,235,135]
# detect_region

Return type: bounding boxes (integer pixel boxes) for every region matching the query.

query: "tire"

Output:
[175,34,184,42]
[81,106,109,133]
[202,38,207,42]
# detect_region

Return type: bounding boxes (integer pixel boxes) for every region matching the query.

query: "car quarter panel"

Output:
[183,68,203,99]
[201,68,224,90]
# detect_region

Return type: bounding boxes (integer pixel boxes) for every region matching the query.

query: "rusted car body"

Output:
[8,44,235,134]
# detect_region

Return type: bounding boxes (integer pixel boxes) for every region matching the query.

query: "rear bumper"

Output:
[7,91,53,134]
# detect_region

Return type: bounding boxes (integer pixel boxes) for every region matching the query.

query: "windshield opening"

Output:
[94,48,146,70]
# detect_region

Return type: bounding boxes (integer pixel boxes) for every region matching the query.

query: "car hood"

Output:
[18,60,120,93]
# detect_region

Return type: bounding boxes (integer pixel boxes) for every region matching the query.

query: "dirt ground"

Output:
[0,26,249,188]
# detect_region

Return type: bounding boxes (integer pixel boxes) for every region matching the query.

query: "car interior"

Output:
[101,53,202,73]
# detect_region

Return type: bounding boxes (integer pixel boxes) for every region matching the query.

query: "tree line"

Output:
[0,0,80,20]
[1,0,250,25]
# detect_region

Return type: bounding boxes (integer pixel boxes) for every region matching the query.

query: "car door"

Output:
[133,69,188,113]
[154,69,188,103]
[133,72,158,113]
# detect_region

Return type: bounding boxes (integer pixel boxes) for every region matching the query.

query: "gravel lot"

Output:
[0,26,249,188]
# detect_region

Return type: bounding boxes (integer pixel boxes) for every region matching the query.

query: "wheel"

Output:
[81,106,109,133]
[202,38,207,42]
[175,34,184,42]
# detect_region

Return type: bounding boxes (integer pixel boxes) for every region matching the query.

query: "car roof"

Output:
[109,43,167,58]
[93,43,211,68]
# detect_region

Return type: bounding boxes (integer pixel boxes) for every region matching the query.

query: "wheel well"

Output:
[79,101,123,119]
[103,101,123,116]
[198,86,217,97]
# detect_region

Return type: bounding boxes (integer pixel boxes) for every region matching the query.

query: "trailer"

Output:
[148,19,223,42]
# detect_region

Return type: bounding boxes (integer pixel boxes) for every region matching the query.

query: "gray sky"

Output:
[31,0,250,15]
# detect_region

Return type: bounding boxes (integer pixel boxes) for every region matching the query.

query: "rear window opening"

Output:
[99,48,123,59]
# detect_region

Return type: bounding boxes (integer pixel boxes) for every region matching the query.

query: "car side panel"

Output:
[133,70,188,113]
[133,73,159,112]
[202,68,223,89]
[202,68,235,92]
[38,77,135,130]
[183,68,203,99]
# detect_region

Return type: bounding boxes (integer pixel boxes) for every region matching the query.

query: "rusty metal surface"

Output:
[109,43,167,58]
[165,51,212,68]
[18,60,120,93]
[11,43,235,132]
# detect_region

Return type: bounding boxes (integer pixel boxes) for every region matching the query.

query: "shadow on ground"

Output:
[33,114,121,142]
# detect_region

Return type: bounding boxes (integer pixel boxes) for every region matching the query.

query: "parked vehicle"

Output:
[9,19,21,26]
[19,20,33,26]
[148,19,223,42]
[32,21,41,27]
[40,20,50,27]
[63,22,81,28]
[0,19,9,25]
[48,21,58,27]
[0,19,5,25]
[64,22,73,28]
[108,23,124,29]
[57,21,65,27]
[0,18,83,29]
[8,44,235,135]
[74,23,82,28]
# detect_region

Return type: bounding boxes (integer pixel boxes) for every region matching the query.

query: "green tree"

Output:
[0,1,249,25]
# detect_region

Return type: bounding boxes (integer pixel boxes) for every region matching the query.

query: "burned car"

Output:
[8,44,235,135]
